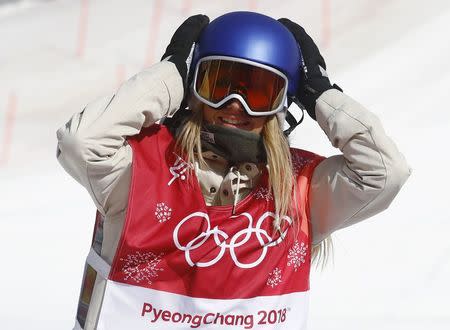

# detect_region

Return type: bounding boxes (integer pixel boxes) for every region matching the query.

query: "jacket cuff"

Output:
[315,88,346,128]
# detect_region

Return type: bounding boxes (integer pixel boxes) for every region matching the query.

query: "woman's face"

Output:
[202,100,269,134]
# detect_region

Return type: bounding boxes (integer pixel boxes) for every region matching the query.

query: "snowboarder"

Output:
[57,12,410,330]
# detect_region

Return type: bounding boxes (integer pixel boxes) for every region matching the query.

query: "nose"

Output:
[223,98,246,115]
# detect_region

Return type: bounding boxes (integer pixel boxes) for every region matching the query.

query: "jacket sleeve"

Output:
[56,61,184,217]
[310,89,411,245]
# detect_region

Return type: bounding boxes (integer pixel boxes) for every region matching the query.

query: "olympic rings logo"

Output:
[173,211,292,269]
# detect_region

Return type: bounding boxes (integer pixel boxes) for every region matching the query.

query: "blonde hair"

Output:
[174,101,332,265]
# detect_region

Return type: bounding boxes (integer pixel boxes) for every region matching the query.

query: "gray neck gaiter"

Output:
[200,124,267,165]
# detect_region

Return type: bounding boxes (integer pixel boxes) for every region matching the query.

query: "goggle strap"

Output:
[283,98,305,136]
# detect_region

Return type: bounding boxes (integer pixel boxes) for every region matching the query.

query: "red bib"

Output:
[77,124,324,330]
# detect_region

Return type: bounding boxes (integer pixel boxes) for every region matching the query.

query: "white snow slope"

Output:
[1,0,449,329]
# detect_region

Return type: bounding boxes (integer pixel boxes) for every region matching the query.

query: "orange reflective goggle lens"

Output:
[194,58,287,115]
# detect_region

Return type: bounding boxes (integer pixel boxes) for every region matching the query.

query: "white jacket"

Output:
[57,61,410,329]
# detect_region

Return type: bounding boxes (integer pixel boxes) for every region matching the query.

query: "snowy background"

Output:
[1,0,450,329]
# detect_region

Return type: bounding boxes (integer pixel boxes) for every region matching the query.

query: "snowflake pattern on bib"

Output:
[255,187,273,201]
[120,251,164,284]
[155,202,172,223]
[292,153,314,176]
[287,241,307,272]
[266,267,283,288]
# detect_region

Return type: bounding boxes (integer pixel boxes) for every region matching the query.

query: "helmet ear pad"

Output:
[187,86,204,113]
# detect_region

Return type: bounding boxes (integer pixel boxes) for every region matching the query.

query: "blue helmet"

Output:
[191,11,303,96]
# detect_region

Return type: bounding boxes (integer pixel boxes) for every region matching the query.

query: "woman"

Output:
[57,12,410,330]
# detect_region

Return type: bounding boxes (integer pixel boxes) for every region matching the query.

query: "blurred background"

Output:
[1,0,449,329]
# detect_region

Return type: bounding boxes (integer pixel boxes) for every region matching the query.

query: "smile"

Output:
[219,117,249,126]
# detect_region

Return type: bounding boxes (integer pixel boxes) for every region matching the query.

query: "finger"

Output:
[162,14,209,60]
[278,18,307,42]
[278,18,325,68]
[172,14,210,43]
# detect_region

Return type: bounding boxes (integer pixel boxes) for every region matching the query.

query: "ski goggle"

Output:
[192,56,289,116]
